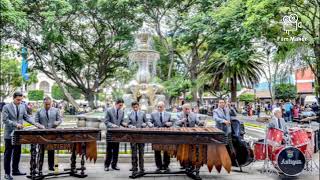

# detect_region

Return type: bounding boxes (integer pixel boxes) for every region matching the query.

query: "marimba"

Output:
[12,128,101,180]
[107,127,231,180]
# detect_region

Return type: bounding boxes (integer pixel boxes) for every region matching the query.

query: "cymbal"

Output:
[256,117,271,123]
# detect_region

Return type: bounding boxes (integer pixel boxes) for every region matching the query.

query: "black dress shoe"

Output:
[163,167,170,172]
[4,174,13,180]
[155,168,161,173]
[12,171,27,176]
[104,167,109,171]
[140,169,145,174]
[112,166,120,170]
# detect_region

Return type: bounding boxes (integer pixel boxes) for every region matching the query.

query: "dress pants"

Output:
[131,143,145,171]
[4,139,21,174]
[105,142,120,168]
[154,150,170,169]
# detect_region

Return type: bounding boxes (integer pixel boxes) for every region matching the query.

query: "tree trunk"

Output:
[167,47,174,80]
[48,47,80,111]
[230,75,237,102]
[313,44,320,100]
[85,91,95,109]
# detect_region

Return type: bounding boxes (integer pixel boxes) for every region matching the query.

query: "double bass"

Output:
[227,119,254,167]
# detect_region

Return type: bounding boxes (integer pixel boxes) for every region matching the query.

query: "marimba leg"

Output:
[70,143,77,174]
[80,142,87,177]
[27,144,37,179]
[37,145,45,176]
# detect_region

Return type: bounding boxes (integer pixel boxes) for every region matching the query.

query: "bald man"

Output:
[148,101,172,172]
[176,103,203,127]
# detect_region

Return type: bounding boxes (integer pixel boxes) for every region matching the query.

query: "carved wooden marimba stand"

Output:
[12,128,101,180]
[129,144,203,180]
[107,127,232,180]
[27,143,88,180]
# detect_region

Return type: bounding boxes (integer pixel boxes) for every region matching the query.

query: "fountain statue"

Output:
[123,27,165,113]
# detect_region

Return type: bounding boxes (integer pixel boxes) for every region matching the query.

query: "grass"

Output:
[244,122,265,129]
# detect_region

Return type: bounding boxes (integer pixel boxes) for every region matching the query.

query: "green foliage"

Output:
[239,93,256,103]
[28,90,44,101]
[163,75,192,98]
[2,0,143,108]
[274,83,297,100]
[98,93,106,102]
[111,89,124,101]
[0,45,37,100]
[51,84,81,100]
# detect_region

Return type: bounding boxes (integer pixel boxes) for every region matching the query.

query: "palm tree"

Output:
[203,56,264,102]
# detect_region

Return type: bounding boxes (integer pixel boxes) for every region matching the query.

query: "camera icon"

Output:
[282,14,302,35]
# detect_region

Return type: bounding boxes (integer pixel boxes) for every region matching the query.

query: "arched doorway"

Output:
[39,81,50,93]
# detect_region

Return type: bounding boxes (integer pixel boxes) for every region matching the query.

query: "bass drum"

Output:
[272,146,306,176]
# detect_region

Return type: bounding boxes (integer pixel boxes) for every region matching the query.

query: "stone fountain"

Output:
[123,28,165,113]
[77,27,166,138]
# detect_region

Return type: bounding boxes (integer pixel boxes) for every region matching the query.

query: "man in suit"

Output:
[128,101,148,176]
[104,99,126,171]
[268,107,288,132]
[148,101,172,172]
[35,97,63,171]
[176,103,203,127]
[2,92,44,180]
[213,99,231,135]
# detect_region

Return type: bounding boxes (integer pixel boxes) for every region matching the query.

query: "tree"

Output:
[0,45,37,101]
[1,0,142,109]
[239,93,256,103]
[28,90,44,101]
[163,75,192,105]
[274,83,297,100]
[245,0,320,100]
[51,84,81,101]
[143,1,219,101]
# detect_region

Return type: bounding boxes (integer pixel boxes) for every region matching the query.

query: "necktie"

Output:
[16,105,19,119]
[185,114,189,127]
[135,111,138,122]
[278,118,282,129]
[160,112,163,123]
[46,110,49,120]
[223,108,226,117]
[116,109,119,120]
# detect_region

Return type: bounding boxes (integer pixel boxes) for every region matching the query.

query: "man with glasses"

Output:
[148,101,172,172]
[104,98,126,171]
[2,92,44,180]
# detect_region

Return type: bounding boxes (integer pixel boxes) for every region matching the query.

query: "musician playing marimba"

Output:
[2,92,44,180]
[176,103,204,171]
[104,98,125,171]
[176,103,204,127]
[35,96,63,171]
[148,101,173,172]
[128,101,148,176]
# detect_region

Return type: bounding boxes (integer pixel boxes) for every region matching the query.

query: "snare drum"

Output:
[267,128,284,146]
[290,129,310,147]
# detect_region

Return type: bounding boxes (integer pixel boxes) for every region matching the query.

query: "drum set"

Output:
[253,119,318,177]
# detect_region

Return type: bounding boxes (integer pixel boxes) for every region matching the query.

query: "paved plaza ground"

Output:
[1,154,319,180]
